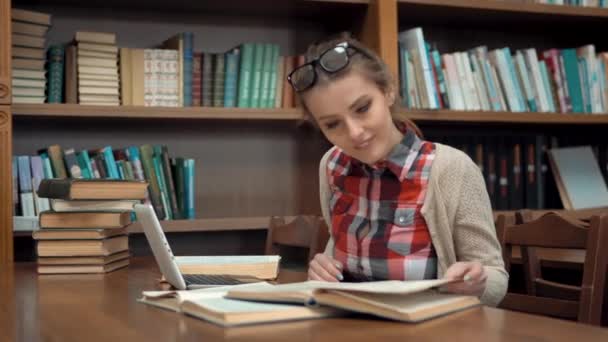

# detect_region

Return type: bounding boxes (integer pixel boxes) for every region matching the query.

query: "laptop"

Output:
[134,203,253,290]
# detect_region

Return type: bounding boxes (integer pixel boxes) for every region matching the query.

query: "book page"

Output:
[140,282,273,309]
[174,255,280,265]
[187,296,313,314]
[230,279,454,295]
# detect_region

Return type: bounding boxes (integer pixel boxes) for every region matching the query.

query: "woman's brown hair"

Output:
[293,33,423,138]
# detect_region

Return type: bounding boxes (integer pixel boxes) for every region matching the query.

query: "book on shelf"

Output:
[139,283,341,327]
[397,26,608,115]
[226,278,481,323]
[547,146,608,210]
[174,255,281,280]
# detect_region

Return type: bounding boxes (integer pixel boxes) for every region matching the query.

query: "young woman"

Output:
[288,36,507,306]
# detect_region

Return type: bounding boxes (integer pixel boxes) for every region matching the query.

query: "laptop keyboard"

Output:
[183,274,244,286]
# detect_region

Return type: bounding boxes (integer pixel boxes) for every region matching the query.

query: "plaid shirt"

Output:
[327,126,437,281]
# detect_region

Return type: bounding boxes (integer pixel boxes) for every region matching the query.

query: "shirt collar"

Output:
[348,123,423,182]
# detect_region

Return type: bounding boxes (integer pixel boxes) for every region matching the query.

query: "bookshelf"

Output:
[3,0,608,264]
[12,104,304,120]
[13,104,608,124]
[397,0,608,17]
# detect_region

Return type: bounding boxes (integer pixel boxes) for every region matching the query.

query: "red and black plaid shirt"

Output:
[327,126,437,281]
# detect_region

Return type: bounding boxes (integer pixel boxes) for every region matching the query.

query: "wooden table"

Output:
[2,257,607,342]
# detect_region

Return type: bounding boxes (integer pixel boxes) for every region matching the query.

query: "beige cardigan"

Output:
[319,143,508,307]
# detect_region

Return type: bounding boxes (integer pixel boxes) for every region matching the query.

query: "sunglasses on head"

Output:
[287,41,369,92]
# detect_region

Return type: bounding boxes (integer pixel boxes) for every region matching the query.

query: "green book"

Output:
[237,43,255,108]
[139,144,165,220]
[266,44,280,108]
[249,43,265,108]
[46,45,65,103]
[153,154,172,220]
[259,43,273,108]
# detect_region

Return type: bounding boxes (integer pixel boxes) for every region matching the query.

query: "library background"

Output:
[2,0,608,264]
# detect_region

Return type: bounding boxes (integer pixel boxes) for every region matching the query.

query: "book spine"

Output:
[160,146,181,219]
[39,152,54,179]
[192,52,202,106]
[65,44,78,104]
[250,43,265,108]
[259,43,273,108]
[47,144,67,179]
[213,53,225,107]
[266,44,280,108]
[237,43,254,108]
[152,153,172,220]
[63,148,83,179]
[184,158,195,219]
[102,146,120,179]
[139,144,165,219]
[224,49,240,107]
[202,53,214,107]
[30,156,51,215]
[46,45,65,103]
[172,158,185,217]
[182,32,194,107]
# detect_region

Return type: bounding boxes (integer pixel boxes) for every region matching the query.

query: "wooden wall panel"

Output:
[0,106,12,264]
[0,0,11,105]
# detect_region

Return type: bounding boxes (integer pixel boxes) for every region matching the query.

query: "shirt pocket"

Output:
[384,205,426,256]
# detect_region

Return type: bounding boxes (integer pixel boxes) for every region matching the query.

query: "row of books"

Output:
[433,134,608,211]
[398,27,608,114]
[12,8,305,109]
[10,8,51,104]
[12,144,195,230]
[32,179,148,274]
[531,0,608,7]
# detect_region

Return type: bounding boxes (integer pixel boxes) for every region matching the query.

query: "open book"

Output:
[138,283,341,327]
[226,279,481,323]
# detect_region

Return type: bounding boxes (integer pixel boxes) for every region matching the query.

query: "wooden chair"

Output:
[265,215,330,261]
[496,212,608,325]
[265,215,330,283]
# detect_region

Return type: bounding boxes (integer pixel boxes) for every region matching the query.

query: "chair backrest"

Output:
[496,211,608,325]
[265,215,330,262]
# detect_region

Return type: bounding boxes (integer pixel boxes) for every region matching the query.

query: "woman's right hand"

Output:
[308,253,343,282]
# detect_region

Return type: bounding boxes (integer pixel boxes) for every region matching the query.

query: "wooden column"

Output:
[0,0,12,264]
[361,0,399,79]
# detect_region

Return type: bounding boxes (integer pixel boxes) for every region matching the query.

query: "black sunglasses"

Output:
[287,42,368,92]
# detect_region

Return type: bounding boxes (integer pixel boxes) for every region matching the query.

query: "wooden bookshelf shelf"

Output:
[13,216,290,237]
[12,104,304,121]
[398,0,608,18]
[13,104,608,125]
[406,110,608,125]
[127,216,276,234]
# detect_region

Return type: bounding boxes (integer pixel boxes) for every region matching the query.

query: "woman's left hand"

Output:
[442,261,487,297]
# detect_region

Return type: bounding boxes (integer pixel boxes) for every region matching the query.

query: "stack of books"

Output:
[33,179,148,274]
[74,31,120,105]
[11,8,51,104]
